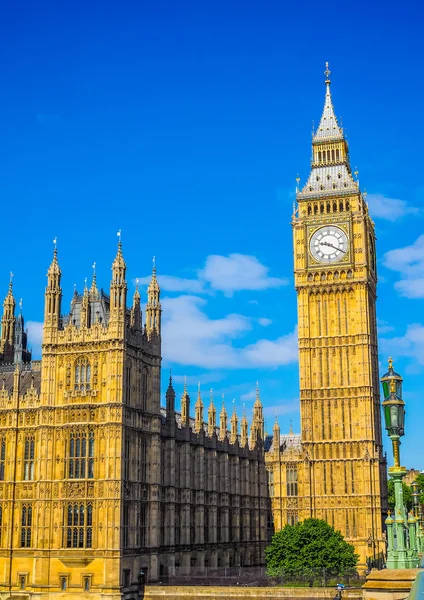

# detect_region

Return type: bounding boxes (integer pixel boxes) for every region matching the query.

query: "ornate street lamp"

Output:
[381,358,420,569]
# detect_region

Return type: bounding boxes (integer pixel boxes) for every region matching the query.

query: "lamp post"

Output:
[381,358,420,569]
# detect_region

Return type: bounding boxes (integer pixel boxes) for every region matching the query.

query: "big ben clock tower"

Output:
[292,64,387,566]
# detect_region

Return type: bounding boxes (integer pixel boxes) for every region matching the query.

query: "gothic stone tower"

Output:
[292,65,387,566]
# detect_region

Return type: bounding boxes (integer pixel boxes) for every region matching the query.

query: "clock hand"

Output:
[319,241,346,254]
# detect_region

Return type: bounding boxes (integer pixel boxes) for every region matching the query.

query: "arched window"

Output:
[66,503,93,548]
[308,205,312,215]
[346,201,350,211]
[74,358,91,393]
[68,431,94,479]
[24,436,35,480]
[20,505,32,547]
[314,205,318,215]
[286,466,298,496]
[318,151,322,162]
[326,202,330,212]
[142,366,148,411]
[336,149,340,160]
[320,204,324,214]
[333,202,337,212]
[20,576,26,590]
[339,201,344,211]
[61,577,67,591]
[84,578,90,591]
[332,149,335,161]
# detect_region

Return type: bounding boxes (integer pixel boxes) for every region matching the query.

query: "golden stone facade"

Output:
[265,67,387,568]
[0,244,270,599]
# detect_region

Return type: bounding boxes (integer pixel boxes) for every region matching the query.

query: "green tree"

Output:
[265,518,358,580]
[414,473,424,505]
[387,479,413,512]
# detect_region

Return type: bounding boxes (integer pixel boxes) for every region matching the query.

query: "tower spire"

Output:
[44,239,62,341]
[208,389,216,437]
[181,376,190,427]
[110,231,127,332]
[146,257,161,338]
[194,382,204,434]
[297,63,357,200]
[130,279,141,329]
[0,273,16,358]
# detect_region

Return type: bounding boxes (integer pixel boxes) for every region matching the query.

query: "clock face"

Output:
[309,226,348,264]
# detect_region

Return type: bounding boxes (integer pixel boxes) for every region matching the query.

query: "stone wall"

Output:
[143,586,362,599]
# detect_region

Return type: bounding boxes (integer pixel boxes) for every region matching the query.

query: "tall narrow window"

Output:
[74,358,91,392]
[66,503,93,548]
[142,366,148,411]
[68,431,94,479]
[0,505,3,544]
[286,466,298,496]
[21,505,32,547]
[123,502,129,547]
[124,439,130,480]
[140,436,147,483]
[24,436,35,481]
[0,439,5,480]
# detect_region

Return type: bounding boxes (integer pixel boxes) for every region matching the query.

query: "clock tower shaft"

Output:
[293,66,387,566]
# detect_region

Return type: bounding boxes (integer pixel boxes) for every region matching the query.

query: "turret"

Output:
[14,299,31,365]
[165,372,176,436]
[44,241,62,341]
[194,383,204,434]
[273,418,280,456]
[208,390,216,437]
[130,279,141,330]
[181,377,190,427]
[230,400,238,444]
[250,382,264,446]
[110,233,127,328]
[241,408,248,448]
[90,262,100,301]
[0,274,16,359]
[219,395,228,441]
[145,258,161,339]
[80,280,90,328]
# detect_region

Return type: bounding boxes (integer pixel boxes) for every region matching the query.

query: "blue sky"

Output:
[1,1,424,468]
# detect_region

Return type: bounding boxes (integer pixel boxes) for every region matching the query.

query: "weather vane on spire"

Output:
[324,61,331,83]
[9,271,13,285]
[152,256,156,272]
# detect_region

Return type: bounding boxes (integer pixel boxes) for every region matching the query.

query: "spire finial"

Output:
[92,261,96,278]
[388,356,393,370]
[222,393,225,408]
[289,419,293,434]
[184,374,187,392]
[152,255,156,274]
[169,368,172,385]
[324,61,331,84]
[210,388,214,404]
[117,229,122,246]
[19,298,22,313]
[198,381,201,397]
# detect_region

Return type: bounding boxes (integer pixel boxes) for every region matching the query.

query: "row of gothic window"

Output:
[18,503,93,549]
[307,200,350,215]
[316,149,340,163]
[0,433,95,481]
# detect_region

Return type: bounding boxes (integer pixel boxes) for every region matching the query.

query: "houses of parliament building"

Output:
[0,66,387,599]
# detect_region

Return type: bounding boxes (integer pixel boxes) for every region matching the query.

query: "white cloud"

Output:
[367,194,419,221]
[136,253,287,296]
[136,275,204,294]
[26,321,43,358]
[258,317,272,326]
[380,323,424,367]
[383,234,424,298]
[377,318,394,335]
[241,329,298,368]
[161,295,298,370]
[263,399,300,418]
[199,254,288,296]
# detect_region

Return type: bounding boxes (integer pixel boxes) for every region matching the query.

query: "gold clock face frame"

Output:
[309,225,349,264]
